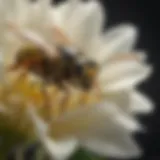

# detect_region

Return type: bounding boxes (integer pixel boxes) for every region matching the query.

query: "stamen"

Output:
[0,74,101,120]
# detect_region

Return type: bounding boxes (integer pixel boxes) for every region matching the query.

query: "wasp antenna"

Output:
[53,26,88,58]
[53,26,72,46]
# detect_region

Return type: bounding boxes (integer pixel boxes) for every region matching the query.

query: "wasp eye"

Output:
[63,46,78,55]
[58,46,75,61]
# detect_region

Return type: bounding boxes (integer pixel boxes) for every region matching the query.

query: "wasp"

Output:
[7,23,99,92]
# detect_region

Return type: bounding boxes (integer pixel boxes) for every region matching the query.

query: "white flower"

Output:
[0,0,153,160]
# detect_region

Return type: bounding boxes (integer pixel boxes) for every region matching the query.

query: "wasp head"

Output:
[8,45,45,71]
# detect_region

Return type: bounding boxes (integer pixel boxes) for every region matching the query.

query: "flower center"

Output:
[0,71,101,137]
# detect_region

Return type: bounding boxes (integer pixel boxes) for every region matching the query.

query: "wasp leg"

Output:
[93,79,102,98]
[40,82,56,121]
[59,81,74,112]
[40,83,51,109]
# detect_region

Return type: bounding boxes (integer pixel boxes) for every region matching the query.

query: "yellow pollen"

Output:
[0,73,101,138]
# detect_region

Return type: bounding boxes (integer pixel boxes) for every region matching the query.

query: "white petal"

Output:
[28,107,78,160]
[114,110,142,132]
[63,0,104,54]
[99,61,142,81]
[81,132,141,159]
[53,0,80,28]
[100,50,148,67]
[100,62,152,92]
[104,90,153,115]
[41,138,78,160]
[72,101,141,159]
[7,0,30,26]
[104,91,130,112]
[36,0,51,15]
[51,101,141,139]
[104,68,152,92]
[95,24,138,63]
[28,106,48,137]
[130,90,154,114]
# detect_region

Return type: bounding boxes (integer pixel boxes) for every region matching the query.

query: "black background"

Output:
[55,0,160,160]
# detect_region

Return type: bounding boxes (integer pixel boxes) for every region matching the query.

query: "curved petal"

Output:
[41,138,78,160]
[130,90,154,114]
[81,132,141,159]
[99,61,152,92]
[71,103,142,158]
[103,67,152,92]
[10,0,50,28]
[50,101,141,140]
[6,0,31,26]
[56,0,104,54]
[104,90,153,116]
[99,61,143,81]
[53,0,80,28]
[94,24,138,63]
[28,107,78,160]
[101,50,148,67]
[34,0,51,20]
[104,91,131,112]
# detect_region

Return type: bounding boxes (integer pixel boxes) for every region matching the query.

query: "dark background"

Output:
[101,0,160,160]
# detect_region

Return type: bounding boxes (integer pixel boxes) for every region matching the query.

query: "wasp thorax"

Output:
[8,45,47,72]
[16,45,45,64]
